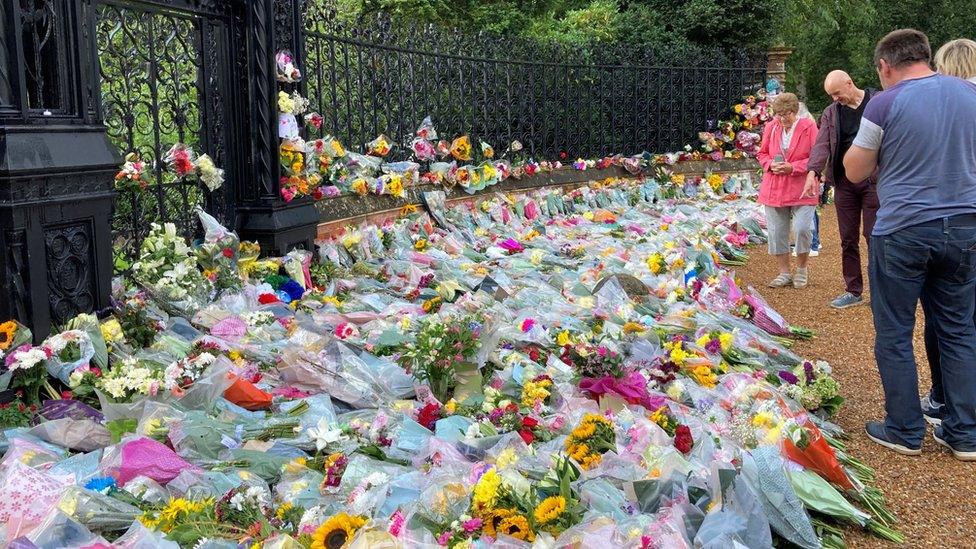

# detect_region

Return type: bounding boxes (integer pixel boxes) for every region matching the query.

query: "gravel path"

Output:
[735,206,974,548]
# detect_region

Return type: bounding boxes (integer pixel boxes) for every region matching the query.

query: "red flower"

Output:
[674,425,694,454]
[258,293,280,304]
[521,416,539,429]
[559,151,567,160]
[222,247,234,258]
[174,157,194,177]
[518,428,535,445]
[91,366,102,377]
[416,402,441,431]
[312,186,324,200]
[527,347,541,363]
[60,390,73,399]
[505,402,519,414]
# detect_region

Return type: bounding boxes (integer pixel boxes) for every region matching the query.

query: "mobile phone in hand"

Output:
[774,154,784,163]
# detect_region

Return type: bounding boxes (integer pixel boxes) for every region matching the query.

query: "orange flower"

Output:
[450,136,472,161]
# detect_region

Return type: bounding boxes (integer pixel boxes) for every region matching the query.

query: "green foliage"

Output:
[348,0,783,51]
[777,0,976,113]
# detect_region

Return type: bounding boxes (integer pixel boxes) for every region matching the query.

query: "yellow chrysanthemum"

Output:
[387,175,404,198]
[98,319,122,345]
[646,253,664,275]
[669,345,690,366]
[533,496,566,525]
[472,468,501,515]
[751,411,776,429]
[275,502,294,520]
[556,330,572,347]
[622,321,646,334]
[690,365,718,389]
[520,380,551,407]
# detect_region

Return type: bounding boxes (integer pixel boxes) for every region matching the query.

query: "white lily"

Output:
[305,417,347,452]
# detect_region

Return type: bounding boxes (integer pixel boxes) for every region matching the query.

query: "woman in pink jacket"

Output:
[757,93,819,289]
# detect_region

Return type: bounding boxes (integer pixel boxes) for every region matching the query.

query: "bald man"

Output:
[805,70,879,309]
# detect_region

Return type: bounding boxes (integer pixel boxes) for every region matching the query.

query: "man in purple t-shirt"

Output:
[845,29,976,460]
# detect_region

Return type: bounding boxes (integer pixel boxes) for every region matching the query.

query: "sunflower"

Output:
[533,496,566,525]
[310,513,367,549]
[0,321,16,351]
[482,508,515,539]
[497,513,535,542]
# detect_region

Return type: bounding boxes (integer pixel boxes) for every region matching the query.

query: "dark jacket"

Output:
[808,89,878,187]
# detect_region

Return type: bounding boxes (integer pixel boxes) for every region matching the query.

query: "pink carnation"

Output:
[520,318,536,332]
[334,322,359,340]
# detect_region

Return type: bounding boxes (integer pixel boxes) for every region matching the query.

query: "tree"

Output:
[777,0,976,113]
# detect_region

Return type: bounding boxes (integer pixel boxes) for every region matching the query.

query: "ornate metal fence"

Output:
[92,0,243,268]
[300,1,767,160]
[90,0,765,268]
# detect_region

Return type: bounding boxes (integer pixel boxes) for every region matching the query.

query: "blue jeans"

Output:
[812,209,821,251]
[869,214,976,447]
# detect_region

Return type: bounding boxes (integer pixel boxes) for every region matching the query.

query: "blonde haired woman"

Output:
[935,38,976,82]
[920,38,976,426]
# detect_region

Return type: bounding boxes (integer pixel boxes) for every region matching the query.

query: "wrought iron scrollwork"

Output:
[95,0,237,269]
[300,0,766,160]
[45,223,97,325]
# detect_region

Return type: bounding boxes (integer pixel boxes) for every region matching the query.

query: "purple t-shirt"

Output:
[852,74,976,235]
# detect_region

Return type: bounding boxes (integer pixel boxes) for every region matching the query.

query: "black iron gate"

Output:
[90,0,766,267]
[300,0,767,161]
[91,0,244,267]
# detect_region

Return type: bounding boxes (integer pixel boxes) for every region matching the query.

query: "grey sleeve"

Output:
[852,118,883,150]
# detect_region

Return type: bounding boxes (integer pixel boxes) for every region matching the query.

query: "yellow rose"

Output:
[450,136,472,161]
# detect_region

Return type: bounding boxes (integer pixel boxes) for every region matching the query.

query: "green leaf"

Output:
[106,418,138,443]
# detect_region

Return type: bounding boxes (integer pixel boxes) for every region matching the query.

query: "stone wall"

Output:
[317,158,760,238]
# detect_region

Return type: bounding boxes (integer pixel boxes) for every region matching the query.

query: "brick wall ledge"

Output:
[316,158,760,238]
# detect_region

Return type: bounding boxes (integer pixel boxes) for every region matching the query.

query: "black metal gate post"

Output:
[234,0,319,255]
[0,0,117,339]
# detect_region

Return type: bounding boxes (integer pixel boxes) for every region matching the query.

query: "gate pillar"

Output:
[235,0,319,255]
[0,0,117,339]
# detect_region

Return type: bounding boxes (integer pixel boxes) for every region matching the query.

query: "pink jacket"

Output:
[756,117,818,207]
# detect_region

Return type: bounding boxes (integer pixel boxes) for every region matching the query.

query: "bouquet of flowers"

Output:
[132,223,213,315]
[399,313,485,402]
[564,413,617,470]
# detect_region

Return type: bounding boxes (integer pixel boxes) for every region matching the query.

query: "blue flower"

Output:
[84,476,117,494]
[281,279,305,301]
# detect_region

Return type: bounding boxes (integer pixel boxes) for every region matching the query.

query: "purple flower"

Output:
[705,339,722,354]
[803,361,815,384]
[778,370,799,385]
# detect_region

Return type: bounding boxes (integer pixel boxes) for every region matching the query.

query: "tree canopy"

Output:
[345,0,976,113]
[351,0,782,50]
[775,0,976,112]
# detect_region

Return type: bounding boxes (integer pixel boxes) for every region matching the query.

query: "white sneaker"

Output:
[809,250,820,257]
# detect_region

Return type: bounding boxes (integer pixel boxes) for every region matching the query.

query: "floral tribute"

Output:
[2,82,904,549]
